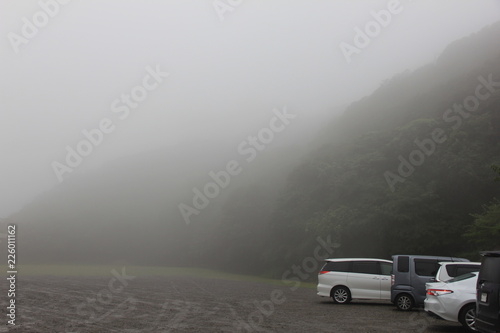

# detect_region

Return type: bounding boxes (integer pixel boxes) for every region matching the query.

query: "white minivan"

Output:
[317,258,393,304]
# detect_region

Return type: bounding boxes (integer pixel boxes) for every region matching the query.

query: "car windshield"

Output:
[446,272,477,283]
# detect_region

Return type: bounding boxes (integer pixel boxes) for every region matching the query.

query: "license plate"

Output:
[481,293,488,303]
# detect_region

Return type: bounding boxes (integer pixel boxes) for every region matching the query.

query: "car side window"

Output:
[397,256,409,272]
[414,259,441,276]
[323,261,351,272]
[352,261,380,274]
[380,262,392,275]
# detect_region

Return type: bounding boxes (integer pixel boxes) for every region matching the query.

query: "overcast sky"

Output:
[1,0,499,218]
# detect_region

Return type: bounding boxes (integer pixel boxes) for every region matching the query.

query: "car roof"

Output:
[481,251,500,257]
[325,258,392,263]
[392,254,468,261]
[438,261,481,266]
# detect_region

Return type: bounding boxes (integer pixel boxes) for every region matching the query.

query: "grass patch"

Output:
[0,265,316,289]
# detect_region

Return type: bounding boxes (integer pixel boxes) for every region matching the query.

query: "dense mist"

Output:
[2,1,500,276]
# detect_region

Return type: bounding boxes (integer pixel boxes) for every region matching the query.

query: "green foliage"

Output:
[465,200,500,251]
[492,164,500,182]
[464,164,500,251]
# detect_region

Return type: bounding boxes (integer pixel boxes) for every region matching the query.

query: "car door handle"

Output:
[373,277,379,280]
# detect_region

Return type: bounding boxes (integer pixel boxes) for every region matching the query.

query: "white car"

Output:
[317,258,392,304]
[424,272,478,332]
[434,262,481,282]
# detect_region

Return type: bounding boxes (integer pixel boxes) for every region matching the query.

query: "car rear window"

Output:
[445,265,458,277]
[446,264,481,278]
[397,256,409,273]
[352,261,380,274]
[447,272,476,283]
[456,266,480,276]
[457,265,480,277]
[480,257,500,284]
[414,259,441,277]
[323,261,351,272]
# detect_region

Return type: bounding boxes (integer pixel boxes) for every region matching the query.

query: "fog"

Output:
[3,3,500,331]
[1,0,498,218]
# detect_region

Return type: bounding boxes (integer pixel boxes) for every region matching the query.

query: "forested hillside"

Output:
[261,23,500,272]
[209,21,500,273]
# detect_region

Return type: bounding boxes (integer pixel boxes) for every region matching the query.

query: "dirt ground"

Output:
[0,274,466,333]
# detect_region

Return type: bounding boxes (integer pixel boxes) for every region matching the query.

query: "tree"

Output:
[465,165,500,251]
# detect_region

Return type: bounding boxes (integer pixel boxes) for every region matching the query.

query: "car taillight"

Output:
[426,289,454,296]
[318,271,329,275]
[391,274,394,286]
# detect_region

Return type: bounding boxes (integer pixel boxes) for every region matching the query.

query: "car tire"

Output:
[331,286,351,304]
[395,293,414,311]
[459,303,477,332]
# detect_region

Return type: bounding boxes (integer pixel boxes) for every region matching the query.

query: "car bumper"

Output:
[317,283,331,297]
[424,297,458,323]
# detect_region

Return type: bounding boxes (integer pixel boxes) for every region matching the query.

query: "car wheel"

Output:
[459,303,477,332]
[332,286,351,304]
[395,294,414,311]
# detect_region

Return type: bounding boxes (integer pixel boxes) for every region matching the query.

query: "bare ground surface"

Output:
[0,275,466,333]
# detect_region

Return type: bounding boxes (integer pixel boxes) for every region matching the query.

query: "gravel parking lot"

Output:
[1,275,465,332]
